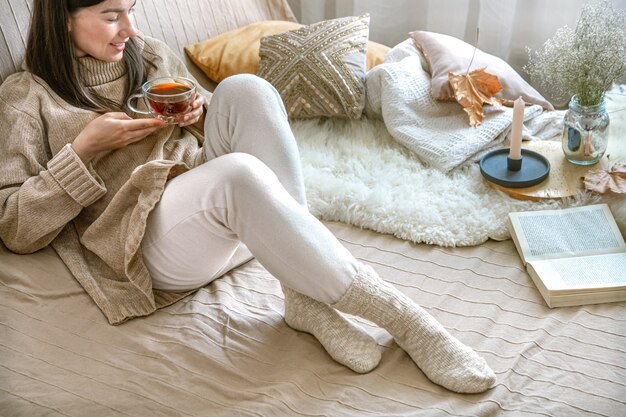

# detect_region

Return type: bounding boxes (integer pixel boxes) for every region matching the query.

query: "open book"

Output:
[508,204,626,308]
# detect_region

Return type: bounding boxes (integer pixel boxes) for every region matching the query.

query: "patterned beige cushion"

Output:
[257,15,370,119]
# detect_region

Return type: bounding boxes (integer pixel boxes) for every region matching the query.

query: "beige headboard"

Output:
[1,0,296,87]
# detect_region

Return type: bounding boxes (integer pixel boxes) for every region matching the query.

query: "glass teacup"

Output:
[127,76,196,123]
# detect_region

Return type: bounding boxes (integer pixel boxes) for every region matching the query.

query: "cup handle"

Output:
[126,93,151,115]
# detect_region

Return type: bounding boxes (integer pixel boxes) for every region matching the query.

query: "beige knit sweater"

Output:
[0,37,212,325]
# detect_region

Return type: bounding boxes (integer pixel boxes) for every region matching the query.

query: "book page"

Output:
[509,204,626,263]
[528,253,626,292]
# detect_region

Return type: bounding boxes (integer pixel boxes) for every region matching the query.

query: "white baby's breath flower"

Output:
[524,1,626,106]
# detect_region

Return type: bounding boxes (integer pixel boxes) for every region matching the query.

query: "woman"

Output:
[0,0,495,393]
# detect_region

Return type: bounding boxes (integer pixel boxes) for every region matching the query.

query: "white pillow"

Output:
[409,31,554,110]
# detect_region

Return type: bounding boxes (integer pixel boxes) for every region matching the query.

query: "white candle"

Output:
[509,97,524,160]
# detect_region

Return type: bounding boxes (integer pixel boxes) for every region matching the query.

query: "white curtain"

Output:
[286,0,626,87]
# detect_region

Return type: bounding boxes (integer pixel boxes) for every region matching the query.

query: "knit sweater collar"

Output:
[77,56,127,87]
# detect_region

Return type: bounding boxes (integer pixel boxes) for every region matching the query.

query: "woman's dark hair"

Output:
[25,0,146,111]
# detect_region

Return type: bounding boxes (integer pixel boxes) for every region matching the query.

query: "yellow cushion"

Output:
[366,40,390,70]
[184,20,390,83]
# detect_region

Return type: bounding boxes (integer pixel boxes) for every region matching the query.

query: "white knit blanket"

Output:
[365,54,546,172]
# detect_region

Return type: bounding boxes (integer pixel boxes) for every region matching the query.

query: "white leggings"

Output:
[141,74,356,303]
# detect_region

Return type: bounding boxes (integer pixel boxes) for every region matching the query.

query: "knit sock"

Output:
[282,285,381,373]
[332,264,496,393]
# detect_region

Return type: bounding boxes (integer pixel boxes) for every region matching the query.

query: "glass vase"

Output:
[562,95,609,165]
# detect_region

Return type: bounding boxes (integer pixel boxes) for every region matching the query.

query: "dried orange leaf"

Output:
[449,67,504,126]
[583,162,626,194]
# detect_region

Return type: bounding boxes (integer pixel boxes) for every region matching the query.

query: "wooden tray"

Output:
[484,141,619,201]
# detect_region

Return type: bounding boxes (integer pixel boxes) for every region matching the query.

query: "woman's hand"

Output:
[72,112,166,164]
[178,92,206,127]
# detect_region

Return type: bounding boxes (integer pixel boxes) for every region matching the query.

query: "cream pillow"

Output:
[409,31,554,110]
[257,14,370,119]
[184,20,389,84]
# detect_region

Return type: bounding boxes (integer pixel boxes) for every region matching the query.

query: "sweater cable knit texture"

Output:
[0,37,211,324]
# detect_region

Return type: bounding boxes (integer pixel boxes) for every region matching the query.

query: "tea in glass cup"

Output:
[127,76,196,123]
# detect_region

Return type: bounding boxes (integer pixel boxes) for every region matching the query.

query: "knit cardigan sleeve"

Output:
[0,79,106,253]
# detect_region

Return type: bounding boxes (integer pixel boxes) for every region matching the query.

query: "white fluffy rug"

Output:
[291,88,626,247]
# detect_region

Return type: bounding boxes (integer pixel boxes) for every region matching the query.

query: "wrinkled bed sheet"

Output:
[2,221,624,416]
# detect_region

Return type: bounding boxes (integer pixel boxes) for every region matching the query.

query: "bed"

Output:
[1,1,625,416]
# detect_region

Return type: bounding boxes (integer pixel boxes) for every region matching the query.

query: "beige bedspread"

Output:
[2,221,625,416]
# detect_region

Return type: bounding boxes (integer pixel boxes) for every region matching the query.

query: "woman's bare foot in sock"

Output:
[282,285,381,373]
[332,264,496,393]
